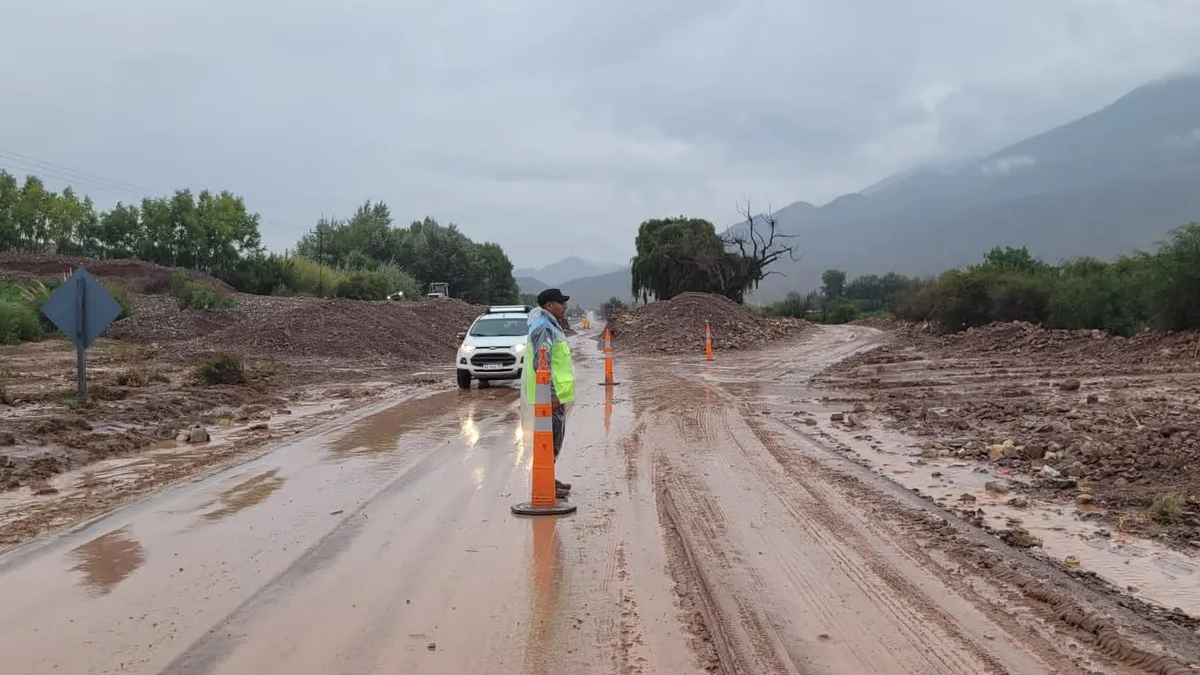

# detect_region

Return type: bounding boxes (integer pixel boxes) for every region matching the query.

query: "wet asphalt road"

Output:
[0,326,1188,675]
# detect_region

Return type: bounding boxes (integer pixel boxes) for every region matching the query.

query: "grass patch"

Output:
[1147,493,1185,525]
[194,352,246,386]
[114,368,169,387]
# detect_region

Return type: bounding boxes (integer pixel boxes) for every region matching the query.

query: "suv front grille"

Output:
[470,352,517,367]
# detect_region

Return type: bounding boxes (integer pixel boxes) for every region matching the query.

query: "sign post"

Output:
[40,268,123,401]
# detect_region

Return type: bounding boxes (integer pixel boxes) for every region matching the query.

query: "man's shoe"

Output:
[555,479,572,491]
[555,487,570,499]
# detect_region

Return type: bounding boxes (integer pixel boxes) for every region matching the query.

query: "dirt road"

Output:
[0,326,1194,675]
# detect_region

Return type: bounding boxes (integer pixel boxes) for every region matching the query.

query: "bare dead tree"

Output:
[723,199,800,296]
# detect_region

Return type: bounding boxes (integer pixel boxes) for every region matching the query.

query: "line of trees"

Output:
[763,222,1200,336]
[0,170,520,305]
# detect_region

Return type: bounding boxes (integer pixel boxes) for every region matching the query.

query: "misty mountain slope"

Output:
[744,72,1200,301]
[556,73,1200,306]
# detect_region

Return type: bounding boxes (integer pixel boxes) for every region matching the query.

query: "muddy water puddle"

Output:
[67,524,146,596]
[799,414,1200,618]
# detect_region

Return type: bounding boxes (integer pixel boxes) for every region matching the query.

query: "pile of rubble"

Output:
[606,292,805,355]
[895,321,1200,364]
[108,294,485,361]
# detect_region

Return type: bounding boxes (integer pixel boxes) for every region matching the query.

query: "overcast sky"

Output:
[3,0,1200,268]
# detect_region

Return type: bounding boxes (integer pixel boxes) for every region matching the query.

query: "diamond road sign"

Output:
[40,268,122,349]
[40,268,123,400]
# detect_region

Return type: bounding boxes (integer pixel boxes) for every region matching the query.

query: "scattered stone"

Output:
[427,642,437,651]
[1006,496,1030,508]
[1075,493,1095,506]
[803,418,818,426]
[959,493,977,503]
[1064,554,1081,567]
[853,402,867,413]
[187,425,210,444]
[830,413,845,422]
[984,481,1009,494]
[1039,465,1062,479]
[1059,379,1081,392]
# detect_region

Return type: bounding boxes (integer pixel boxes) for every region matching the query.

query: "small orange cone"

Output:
[705,321,713,361]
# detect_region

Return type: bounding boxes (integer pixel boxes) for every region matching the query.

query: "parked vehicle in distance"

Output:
[427,282,450,299]
[455,305,532,389]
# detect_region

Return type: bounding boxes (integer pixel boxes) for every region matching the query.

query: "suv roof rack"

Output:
[487,305,532,314]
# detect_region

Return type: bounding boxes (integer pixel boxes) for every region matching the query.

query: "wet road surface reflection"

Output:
[68,525,146,596]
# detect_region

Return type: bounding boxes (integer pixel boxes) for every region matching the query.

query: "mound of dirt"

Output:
[108,294,484,361]
[894,321,1200,364]
[606,292,804,354]
[0,253,232,294]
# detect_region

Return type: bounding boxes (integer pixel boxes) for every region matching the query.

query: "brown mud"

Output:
[0,325,1195,674]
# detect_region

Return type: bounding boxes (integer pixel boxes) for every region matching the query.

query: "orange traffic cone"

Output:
[512,348,577,516]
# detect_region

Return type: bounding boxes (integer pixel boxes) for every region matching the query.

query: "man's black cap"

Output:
[537,288,570,307]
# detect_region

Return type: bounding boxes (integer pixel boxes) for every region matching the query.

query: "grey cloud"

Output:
[3,0,1200,267]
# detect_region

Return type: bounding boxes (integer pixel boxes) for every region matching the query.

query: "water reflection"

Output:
[68,525,146,596]
[604,385,613,438]
[202,469,285,521]
[460,412,481,446]
[522,516,565,675]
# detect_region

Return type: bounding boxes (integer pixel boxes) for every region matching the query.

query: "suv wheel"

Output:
[456,370,471,389]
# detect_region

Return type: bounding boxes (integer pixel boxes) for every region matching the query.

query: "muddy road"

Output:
[0,326,1195,675]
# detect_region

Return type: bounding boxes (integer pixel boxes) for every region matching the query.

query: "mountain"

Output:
[734,72,1200,301]
[559,268,634,310]
[513,256,624,286]
[558,72,1200,306]
[516,276,549,295]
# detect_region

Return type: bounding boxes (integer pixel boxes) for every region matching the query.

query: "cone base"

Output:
[511,500,578,516]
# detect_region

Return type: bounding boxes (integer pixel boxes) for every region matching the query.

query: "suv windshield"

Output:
[469,317,527,337]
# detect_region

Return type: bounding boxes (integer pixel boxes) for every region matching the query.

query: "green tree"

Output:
[820,269,846,299]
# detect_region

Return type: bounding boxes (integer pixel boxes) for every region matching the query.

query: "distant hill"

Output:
[559,268,635,311]
[514,256,624,286]
[735,72,1200,302]
[516,276,549,295]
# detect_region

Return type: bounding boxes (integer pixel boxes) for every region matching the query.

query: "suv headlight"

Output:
[460,345,476,354]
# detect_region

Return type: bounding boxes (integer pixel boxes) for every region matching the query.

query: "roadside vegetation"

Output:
[754,223,1200,336]
[0,169,522,344]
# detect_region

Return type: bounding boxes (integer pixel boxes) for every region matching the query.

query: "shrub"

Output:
[824,299,861,324]
[172,269,235,310]
[194,352,246,386]
[290,257,346,297]
[224,253,298,296]
[370,261,421,299]
[766,291,809,318]
[1147,493,1184,525]
[333,271,392,301]
[0,298,43,345]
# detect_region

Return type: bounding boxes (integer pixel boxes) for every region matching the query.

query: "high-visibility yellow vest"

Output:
[524,310,575,404]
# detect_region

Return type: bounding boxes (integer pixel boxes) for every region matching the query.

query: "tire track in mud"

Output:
[748,411,1195,675]
[707,326,1194,675]
[650,386,1012,674]
[635,326,1189,675]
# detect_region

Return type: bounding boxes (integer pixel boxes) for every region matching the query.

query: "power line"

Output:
[0,148,293,236]
[0,148,158,197]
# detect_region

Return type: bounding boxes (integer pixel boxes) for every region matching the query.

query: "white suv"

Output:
[456,305,530,389]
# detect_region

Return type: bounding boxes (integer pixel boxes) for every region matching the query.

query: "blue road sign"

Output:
[40,268,122,349]
[40,268,124,400]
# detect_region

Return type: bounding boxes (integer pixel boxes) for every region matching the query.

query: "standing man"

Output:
[525,288,576,499]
